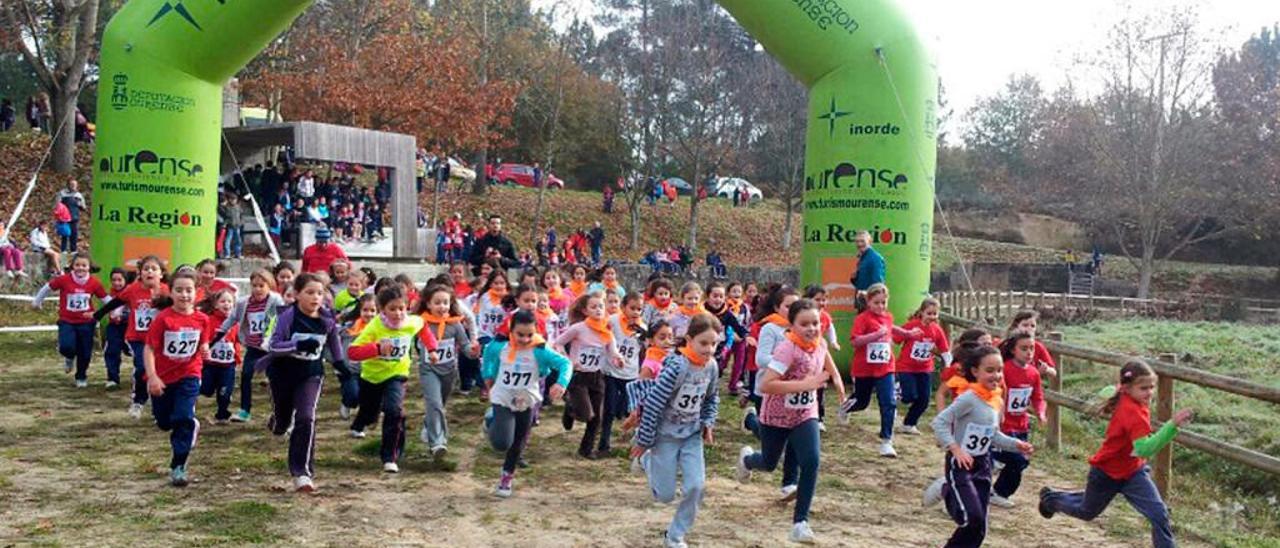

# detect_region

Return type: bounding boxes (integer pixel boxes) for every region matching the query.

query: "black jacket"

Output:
[469,232,520,272]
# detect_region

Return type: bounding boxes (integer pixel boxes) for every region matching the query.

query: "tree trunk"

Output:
[50,90,78,173]
[471,149,488,195]
[782,197,794,250]
[630,201,640,249]
[530,178,548,248]
[1137,246,1156,299]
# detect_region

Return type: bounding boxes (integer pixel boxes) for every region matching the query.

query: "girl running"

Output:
[749,285,799,411]
[1007,310,1057,378]
[604,288,622,317]
[703,282,748,375]
[338,293,376,421]
[274,262,297,305]
[587,264,626,298]
[93,255,169,418]
[555,292,624,458]
[735,298,846,544]
[415,283,473,459]
[194,259,236,302]
[935,328,993,413]
[725,282,751,396]
[668,282,704,339]
[567,264,589,300]
[333,268,368,316]
[33,254,106,387]
[449,261,473,300]
[930,343,1034,547]
[328,260,352,296]
[990,331,1047,508]
[1039,360,1190,548]
[467,269,510,393]
[219,269,284,423]
[895,297,951,436]
[347,286,429,473]
[141,270,210,487]
[541,267,573,317]
[642,277,677,326]
[599,292,645,455]
[199,289,239,424]
[842,283,921,458]
[260,272,350,492]
[102,267,131,389]
[631,312,721,548]
[803,285,842,431]
[482,309,572,497]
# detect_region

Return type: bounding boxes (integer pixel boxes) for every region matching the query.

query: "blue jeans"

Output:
[337,362,361,410]
[993,431,1030,497]
[239,347,266,414]
[57,321,95,381]
[1043,466,1175,548]
[200,365,236,420]
[643,434,706,543]
[129,341,148,405]
[151,376,201,469]
[488,404,533,473]
[222,227,242,257]
[103,322,126,384]
[898,372,932,427]
[591,244,601,266]
[850,374,897,440]
[745,418,821,524]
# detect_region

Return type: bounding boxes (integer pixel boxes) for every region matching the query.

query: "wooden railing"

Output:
[937,290,1280,324]
[938,311,1280,495]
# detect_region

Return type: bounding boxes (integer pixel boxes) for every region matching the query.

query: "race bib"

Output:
[247,311,268,336]
[66,293,91,313]
[785,389,817,410]
[1007,387,1033,415]
[429,338,457,364]
[163,329,200,360]
[208,341,236,363]
[962,423,995,456]
[672,380,708,417]
[576,345,604,372]
[498,354,537,390]
[290,333,326,361]
[381,336,411,360]
[133,305,156,332]
[618,338,641,363]
[480,310,505,333]
[910,341,934,361]
[866,342,892,364]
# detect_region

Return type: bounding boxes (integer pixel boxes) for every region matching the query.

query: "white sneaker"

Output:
[993,460,1006,473]
[837,399,851,425]
[294,475,316,493]
[780,484,798,500]
[663,536,688,548]
[383,462,399,473]
[735,446,754,483]
[789,520,816,544]
[104,381,119,390]
[128,403,143,419]
[495,472,514,498]
[990,494,1016,508]
[879,440,898,458]
[75,379,88,388]
[350,429,366,439]
[922,477,945,507]
[898,424,921,435]
[430,445,448,459]
[339,404,351,420]
[818,421,827,433]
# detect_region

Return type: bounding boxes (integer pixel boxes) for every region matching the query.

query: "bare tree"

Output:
[1,0,101,173]
[747,59,806,249]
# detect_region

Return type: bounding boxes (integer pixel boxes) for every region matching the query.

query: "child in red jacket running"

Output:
[1040,361,1192,548]
[991,331,1046,508]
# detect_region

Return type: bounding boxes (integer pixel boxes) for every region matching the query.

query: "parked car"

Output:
[493,163,565,189]
[663,177,693,195]
[712,177,763,201]
[447,157,476,184]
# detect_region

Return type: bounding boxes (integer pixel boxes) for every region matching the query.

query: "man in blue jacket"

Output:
[850,230,885,310]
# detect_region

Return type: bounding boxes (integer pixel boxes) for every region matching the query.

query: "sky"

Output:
[532,0,1280,120]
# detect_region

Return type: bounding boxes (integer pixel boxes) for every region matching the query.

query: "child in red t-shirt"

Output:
[93,255,170,417]
[840,283,922,458]
[1040,361,1192,548]
[102,267,132,389]
[1007,310,1057,379]
[142,271,211,487]
[199,289,240,423]
[895,296,951,435]
[32,254,106,386]
[991,331,1046,508]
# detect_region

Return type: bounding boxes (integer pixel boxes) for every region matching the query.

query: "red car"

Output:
[493,163,564,189]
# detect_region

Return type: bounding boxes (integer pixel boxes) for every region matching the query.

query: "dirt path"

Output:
[0,343,1194,547]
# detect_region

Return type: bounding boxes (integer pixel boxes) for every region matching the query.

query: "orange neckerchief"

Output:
[507,333,547,360]
[762,313,790,328]
[547,286,564,301]
[680,345,709,366]
[602,279,620,291]
[420,312,462,339]
[785,331,819,353]
[568,280,587,297]
[615,314,644,337]
[645,346,669,363]
[584,316,614,344]
[647,297,672,310]
[945,375,970,395]
[347,317,370,336]
[535,307,554,327]
[968,381,1004,411]
[678,302,705,317]
[487,289,506,305]
[727,298,744,316]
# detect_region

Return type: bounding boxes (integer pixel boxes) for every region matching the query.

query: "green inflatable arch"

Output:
[92,0,936,363]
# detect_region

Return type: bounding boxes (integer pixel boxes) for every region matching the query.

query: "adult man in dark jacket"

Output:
[588,222,605,267]
[468,214,520,274]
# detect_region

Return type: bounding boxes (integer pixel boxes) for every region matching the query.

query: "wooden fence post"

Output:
[1046,331,1064,451]
[1155,352,1176,498]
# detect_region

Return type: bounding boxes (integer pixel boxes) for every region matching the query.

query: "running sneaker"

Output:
[837,398,852,425]
[923,477,945,507]
[170,465,189,487]
[75,379,88,388]
[780,484,798,501]
[294,475,316,493]
[350,429,366,439]
[789,521,816,544]
[104,381,119,390]
[817,421,826,433]
[990,494,1016,508]
[128,402,143,419]
[879,440,898,458]
[663,535,688,548]
[1038,487,1056,519]
[383,462,400,474]
[495,471,514,498]
[735,446,754,484]
[431,445,448,459]
[339,404,352,420]
[230,409,250,423]
[898,424,921,436]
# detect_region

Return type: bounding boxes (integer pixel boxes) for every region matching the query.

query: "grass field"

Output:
[0,326,1196,547]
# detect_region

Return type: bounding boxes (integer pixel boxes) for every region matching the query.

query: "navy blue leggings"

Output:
[57,321,95,381]
[849,374,896,440]
[898,372,932,427]
[745,419,821,523]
